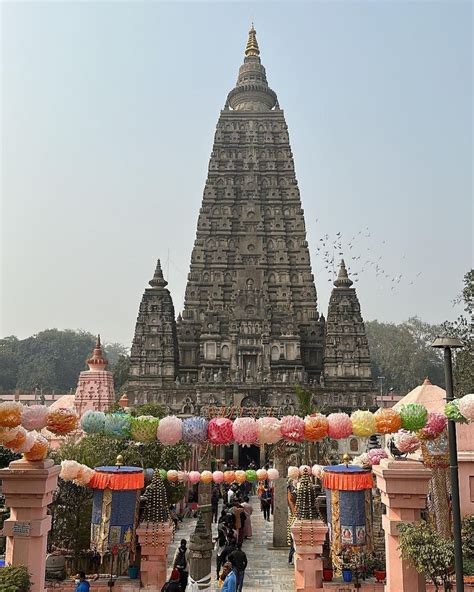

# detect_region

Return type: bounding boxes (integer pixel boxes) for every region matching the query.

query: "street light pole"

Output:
[431,336,464,592]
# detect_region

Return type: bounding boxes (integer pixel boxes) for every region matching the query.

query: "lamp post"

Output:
[431,336,464,592]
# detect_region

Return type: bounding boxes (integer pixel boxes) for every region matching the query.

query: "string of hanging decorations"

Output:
[0,394,472,461]
[59,452,391,489]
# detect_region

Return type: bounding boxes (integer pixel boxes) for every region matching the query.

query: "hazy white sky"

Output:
[1,1,472,347]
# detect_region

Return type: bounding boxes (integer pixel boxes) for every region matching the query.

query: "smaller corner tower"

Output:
[323,261,374,407]
[128,260,179,401]
[75,335,116,415]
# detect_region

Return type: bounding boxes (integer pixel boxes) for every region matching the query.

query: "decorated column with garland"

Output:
[290,469,328,592]
[136,472,174,590]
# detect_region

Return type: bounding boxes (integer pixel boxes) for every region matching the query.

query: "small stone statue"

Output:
[319,373,325,387]
[175,376,180,385]
[282,371,288,383]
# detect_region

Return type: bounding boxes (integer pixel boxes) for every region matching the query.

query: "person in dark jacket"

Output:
[228,542,248,592]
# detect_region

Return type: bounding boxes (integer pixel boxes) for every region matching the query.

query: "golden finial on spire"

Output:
[245,23,260,57]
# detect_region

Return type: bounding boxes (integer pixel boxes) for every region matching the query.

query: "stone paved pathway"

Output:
[167,496,294,591]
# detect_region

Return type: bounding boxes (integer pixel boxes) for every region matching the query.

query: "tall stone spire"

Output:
[323,260,373,400]
[149,259,168,288]
[175,24,324,387]
[334,260,353,288]
[129,260,179,390]
[227,24,278,111]
[245,23,260,57]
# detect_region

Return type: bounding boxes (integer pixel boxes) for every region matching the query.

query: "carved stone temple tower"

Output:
[323,261,373,408]
[128,27,375,435]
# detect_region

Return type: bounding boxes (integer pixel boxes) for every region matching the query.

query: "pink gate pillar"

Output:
[290,519,328,592]
[373,459,432,592]
[136,522,174,590]
[1,458,60,592]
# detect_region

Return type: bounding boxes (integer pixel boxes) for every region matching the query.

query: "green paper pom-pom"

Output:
[444,399,467,423]
[245,469,257,482]
[399,403,428,431]
[130,416,159,443]
[159,468,167,480]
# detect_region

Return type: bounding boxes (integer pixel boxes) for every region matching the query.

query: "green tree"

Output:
[15,329,96,391]
[398,521,454,592]
[112,355,131,393]
[366,317,445,394]
[0,337,20,392]
[104,342,129,367]
[441,269,474,396]
[130,402,166,418]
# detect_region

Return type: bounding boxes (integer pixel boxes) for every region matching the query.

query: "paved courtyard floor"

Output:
[167,496,294,591]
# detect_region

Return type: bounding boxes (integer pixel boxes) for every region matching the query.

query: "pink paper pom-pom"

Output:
[394,429,421,453]
[21,405,49,431]
[233,417,258,446]
[367,448,388,466]
[459,393,474,422]
[280,416,305,443]
[288,466,300,479]
[157,416,183,445]
[299,465,311,476]
[419,412,448,439]
[208,417,234,445]
[257,417,281,444]
[312,464,324,479]
[256,468,267,481]
[213,470,224,483]
[189,471,201,484]
[267,468,279,481]
[177,471,185,482]
[327,413,353,439]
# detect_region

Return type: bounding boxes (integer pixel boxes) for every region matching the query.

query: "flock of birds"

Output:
[313,220,422,293]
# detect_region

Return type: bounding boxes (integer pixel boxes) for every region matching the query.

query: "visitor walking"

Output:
[227,485,236,505]
[75,572,90,592]
[220,534,237,567]
[228,542,248,592]
[215,522,229,579]
[172,539,188,590]
[161,568,182,592]
[261,485,272,521]
[241,496,253,539]
[211,486,221,523]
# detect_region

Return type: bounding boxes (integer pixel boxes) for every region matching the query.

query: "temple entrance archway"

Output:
[239,445,260,469]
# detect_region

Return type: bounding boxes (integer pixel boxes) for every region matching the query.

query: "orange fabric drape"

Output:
[323,471,374,491]
[89,471,144,490]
